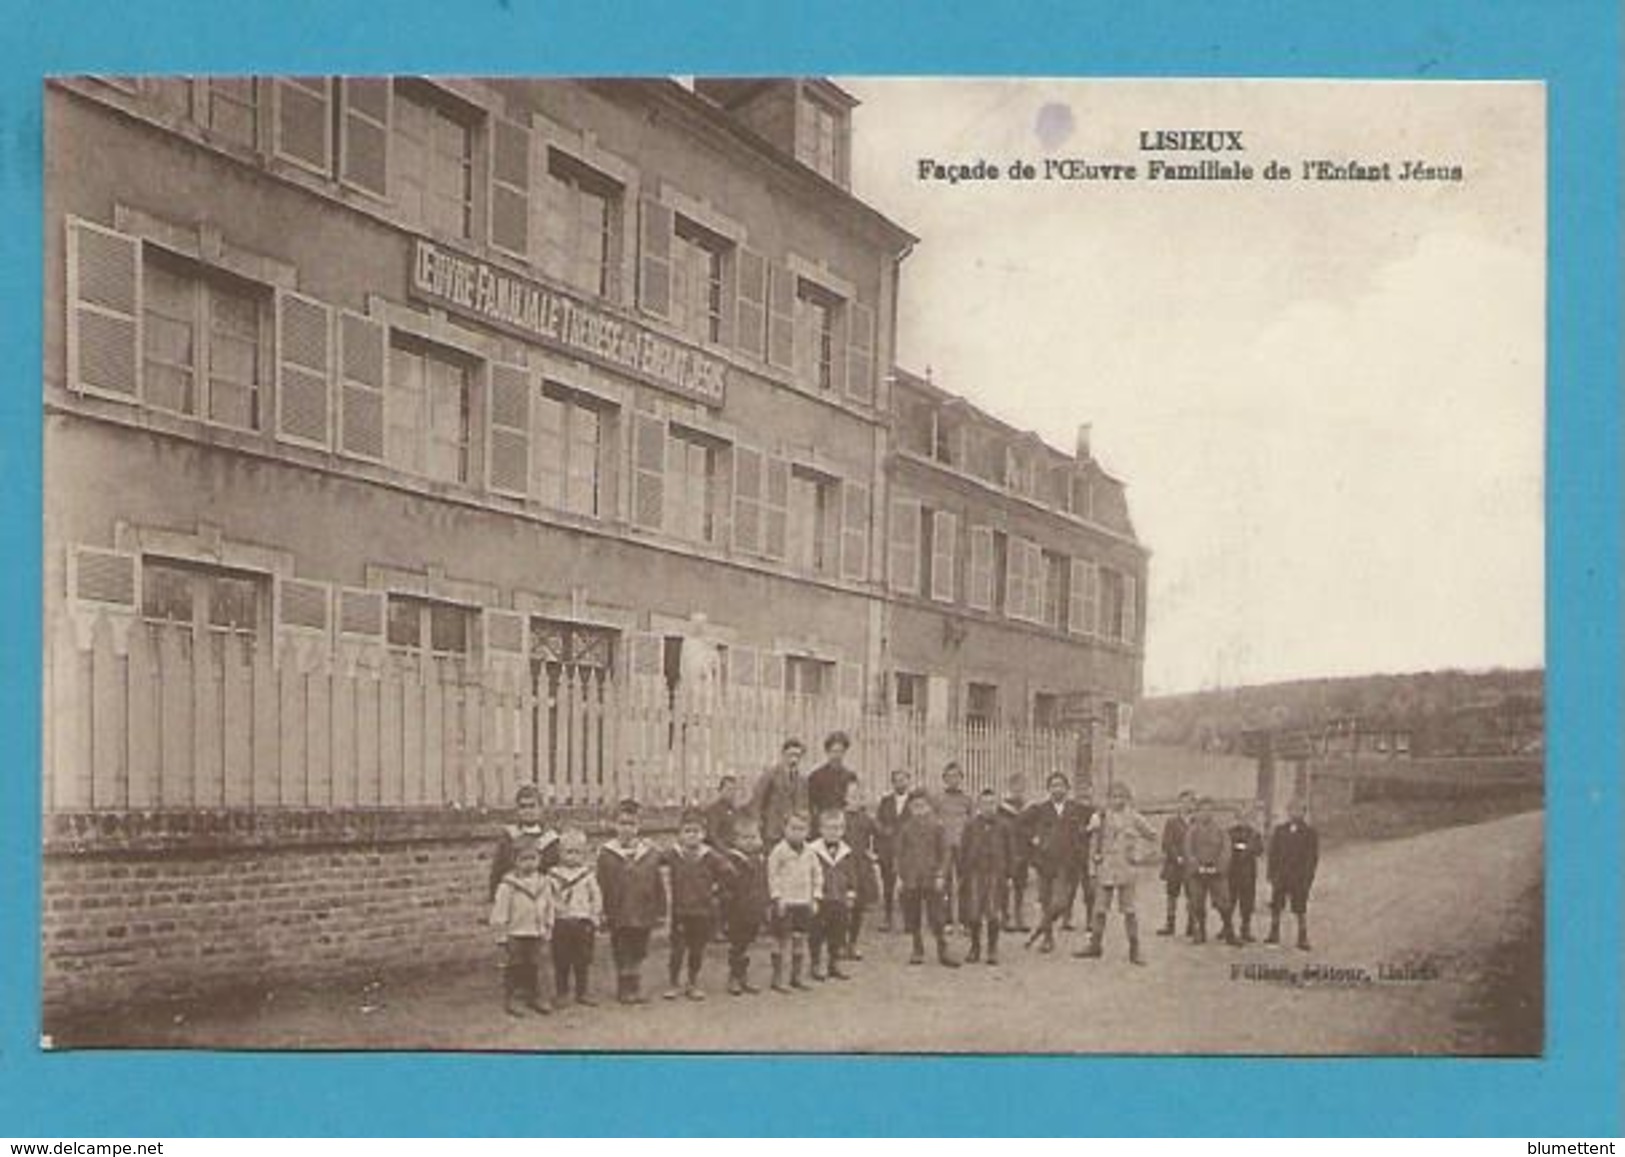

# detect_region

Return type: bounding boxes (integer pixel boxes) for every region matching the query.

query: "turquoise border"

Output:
[1,0,1618,1137]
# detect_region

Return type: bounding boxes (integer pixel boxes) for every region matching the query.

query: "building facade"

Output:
[884,368,1146,741]
[41,76,1144,1014]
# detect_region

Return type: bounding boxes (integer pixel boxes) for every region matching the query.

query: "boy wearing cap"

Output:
[597,799,667,1005]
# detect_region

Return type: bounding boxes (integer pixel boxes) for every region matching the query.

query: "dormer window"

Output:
[795,88,849,185]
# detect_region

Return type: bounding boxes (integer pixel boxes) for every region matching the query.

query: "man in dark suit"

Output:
[751,737,808,844]
[874,767,914,930]
[1022,771,1091,952]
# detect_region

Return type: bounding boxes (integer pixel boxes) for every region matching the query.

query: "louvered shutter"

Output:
[1008,538,1032,621]
[482,609,528,663]
[1024,540,1044,621]
[1083,561,1101,637]
[489,116,531,258]
[732,445,763,555]
[276,291,332,449]
[637,198,673,318]
[70,546,140,610]
[735,247,767,359]
[274,77,333,175]
[339,78,391,198]
[930,510,957,602]
[1123,573,1139,645]
[837,661,863,712]
[1094,567,1111,638]
[840,481,870,581]
[766,262,794,371]
[1068,559,1090,635]
[888,499,921,594]
[729,644,759,690]
[631,412,666,530]
[967,526,994,611]
[626,631,664,682]
[486,362,531,497]
[845,299,875,404]
[763,456,789,559]
[277,578,331,634]
[336,587,386,642]
[66,219,142,402]
[338,311,386,461]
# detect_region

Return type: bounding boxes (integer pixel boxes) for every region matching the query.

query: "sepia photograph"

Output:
[40,75,1544,1056]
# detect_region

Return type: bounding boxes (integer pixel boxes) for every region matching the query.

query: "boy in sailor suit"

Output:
[489,840,555,1016]
[766,811,822,992]
[597,799,667,1005]
[809,810,858,981]
[488,782,561,901]
[548,827,603,1006]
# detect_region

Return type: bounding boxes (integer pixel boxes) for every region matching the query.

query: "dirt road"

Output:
[56,810,1543,1054]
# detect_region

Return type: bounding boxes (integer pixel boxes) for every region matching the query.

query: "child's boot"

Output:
[808,944,826,982]
[1126,914,1145,965]
[1075,911,1105,959]
[627,974,648,1005]
[1265,911,1282,945]
[966,922,983,964]
[1221,913,1241,947]
[790,946,808,990]
[909,931,926,965]
[1193,913,1208,944]
[1241,913,1254,942]
[1296,914,1311,951]
[1157,895,1175,936]
[986,920,1001,965]
[770,951,788,993]
[505,991,525,1017]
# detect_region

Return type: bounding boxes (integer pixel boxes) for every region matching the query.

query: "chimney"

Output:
[1075,423,1093,462]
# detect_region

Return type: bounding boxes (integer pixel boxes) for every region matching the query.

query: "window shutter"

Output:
[273,77,333,175]
[486,362,532,498]
[1093,565,1109,637]
[1123,572,1138,645]
[766,262,794,372]
[336,587,386,642]
[888,498,921,594]
[631,412,667,530]
[729,645,759,690]
[840,480,870,581]
[277,578,331,634]
[625,631,664,682]
[1005,536,1027,619]
[338,311,386,461]
[763,456,789,559]
[338,78,391,198]
[845,299,875,405]
[489,116,531,258]
[735,247,767,359]
[1023,540,1044,622]
[837,661,863,709]
[534,147,570,282]
[482,609,528,663]
[66,219,142,402]
[1068,559,1089,635]
[759,651,786,696]
[967,526,994,611]
[732,444,763,555]
[69,546,140,611]
[930,510,957,602]
[637,197,673,318]
[276,290,332,449]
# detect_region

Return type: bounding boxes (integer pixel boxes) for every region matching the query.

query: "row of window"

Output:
[896,389,1101,520]
[69,545,870,701]
[888,500,1140,644]
[101,76,879,406]
[74,546,1117,728]
[65,218,876,570]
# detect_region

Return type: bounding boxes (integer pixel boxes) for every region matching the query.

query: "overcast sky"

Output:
[841,79,1545,695]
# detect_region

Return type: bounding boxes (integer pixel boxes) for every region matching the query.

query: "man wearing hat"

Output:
[807,730,859,836]
[752,737,809,844]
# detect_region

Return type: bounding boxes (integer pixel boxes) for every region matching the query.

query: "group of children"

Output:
[486,744,1322,1017]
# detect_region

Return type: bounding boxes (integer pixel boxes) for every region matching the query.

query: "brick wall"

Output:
[41,808,676,1022]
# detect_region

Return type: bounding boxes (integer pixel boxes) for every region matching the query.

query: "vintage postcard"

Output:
[40,76,1543,1055]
